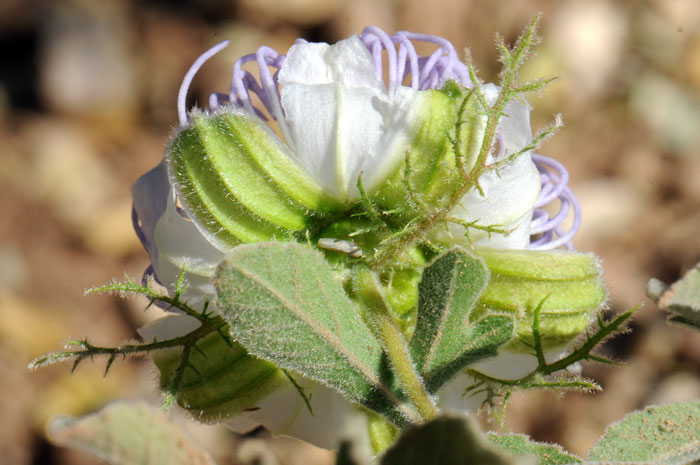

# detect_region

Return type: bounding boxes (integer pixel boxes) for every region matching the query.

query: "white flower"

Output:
[131,27,579,451]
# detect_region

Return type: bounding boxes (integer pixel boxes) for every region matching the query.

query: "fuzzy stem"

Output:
[354,267,439,422]
[30,316,228,371]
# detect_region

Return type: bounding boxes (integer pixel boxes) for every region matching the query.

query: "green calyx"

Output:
[166,110,341,248]
[152,328,287,421]
[372,81,486,222]
[473,247,606,350]
[317,216,426,320]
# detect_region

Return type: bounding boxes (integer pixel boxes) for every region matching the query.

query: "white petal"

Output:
[360,86,423,194]
[281,82,387,199]
[226,378,339,449]
[438,349,568,413]
[131,161,169,260]
[279,36,383,90]
[137,314,201,342]
[279,35,422,200]
[152,192,226,307]
[498,99,532,162]
[437,153,541,249]
[226,376,372,452]
[479,84,532,164]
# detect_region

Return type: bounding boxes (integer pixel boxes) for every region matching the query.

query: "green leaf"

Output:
[380,416,518,465]
[647,264,700,332]
[488,433,582,465]
[409,247,514,392]
[47,401,216,465]
[587,400,700,464]
[214,242,414,426]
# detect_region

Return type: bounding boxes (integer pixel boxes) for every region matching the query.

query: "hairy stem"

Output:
[354,267,439,421]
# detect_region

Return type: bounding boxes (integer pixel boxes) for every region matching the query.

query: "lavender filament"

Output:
[359,28,471,92]
[530,154,581,250]
[360,27,399,94]
[177,40,231,126]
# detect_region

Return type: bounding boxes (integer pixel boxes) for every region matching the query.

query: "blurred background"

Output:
[1,0,699,463]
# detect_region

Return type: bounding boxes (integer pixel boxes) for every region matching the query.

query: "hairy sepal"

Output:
[373,83,485,220]
[474,247,606,350]
[166,110,339,247]
[152,329,286,422]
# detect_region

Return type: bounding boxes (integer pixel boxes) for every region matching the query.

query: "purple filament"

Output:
[173,27,581,250]
[177,40,231,126]
[529,154,581,250]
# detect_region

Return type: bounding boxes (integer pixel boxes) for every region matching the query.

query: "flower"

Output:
[131,26,584,450]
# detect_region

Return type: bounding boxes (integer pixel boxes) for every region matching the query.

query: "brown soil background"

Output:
[1,0,699,464]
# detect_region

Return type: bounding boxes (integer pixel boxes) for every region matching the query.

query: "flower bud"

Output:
[474,247,606,349]
[371,81,486,220]
[166,110,340,248]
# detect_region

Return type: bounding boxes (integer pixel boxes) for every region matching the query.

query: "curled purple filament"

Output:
[529,154,581,250]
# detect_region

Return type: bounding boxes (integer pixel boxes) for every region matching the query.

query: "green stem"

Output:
[354,267,439,422]
[30,316,227,371]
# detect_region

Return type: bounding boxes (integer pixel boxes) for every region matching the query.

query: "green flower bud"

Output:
[167,110,340,247]
[152,331,286,421]
[473,247,606,350]
[372,82,486,221]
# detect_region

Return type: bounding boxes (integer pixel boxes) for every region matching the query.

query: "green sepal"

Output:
[474,247,606,350]
[166,110,341,247]
[168,125,282,246]
[372,82,486,221]
[367,412,400,456]
[152,330,286,422]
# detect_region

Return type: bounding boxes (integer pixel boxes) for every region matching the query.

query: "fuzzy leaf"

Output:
[380,416,519,465]
[47,401,216,465]
[409,247,513,392]
[488,433,581,465]
[648,264,700,332]
[587,400,700,464]
[214,242,413,426]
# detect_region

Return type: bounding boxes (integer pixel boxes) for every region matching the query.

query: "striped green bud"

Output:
[372,82,486,221]
[166,110,341,248]
[153,331,286,421]
[473,247,606,350]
